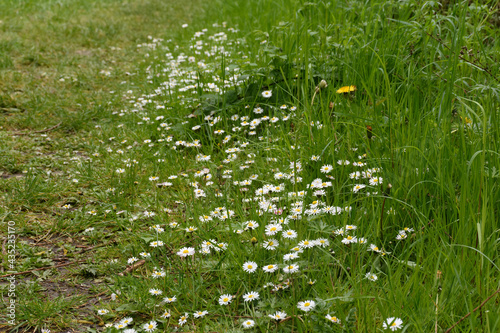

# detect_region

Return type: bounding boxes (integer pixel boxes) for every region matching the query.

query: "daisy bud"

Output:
[384,183,392,196]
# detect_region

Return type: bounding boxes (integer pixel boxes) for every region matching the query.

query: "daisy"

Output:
[283,253,299,261]
[283,264,299,274]
[298,239,314,249]
[396,233,407,240]
[325,314,341,324]
[383,317,403,331]
[150,240,164,247]
[297,300,316,312]
[194,310,208,318]
[149,288,162,296]
[269,311,287,321]
[160,310,171,318]
[142,320,157,332]
[262,90,272,98]
[177,247,195,257]
[139,252,151,258]
[262,239,279,250]
[242,261,258,273]
[341,235,357,244]
[282,229,298,239]
[178,313,189,326]
[265,223,282,236]
[243,291,260,302]
[352,184,366,193]
[242,319,255,328]
[345,224,357,231]
[219,294,233,305]
[262,264,279,273]
[97,309,109,315]
[365,272,378,281]
[151,269,166,278]
[163,296,176,303]
[369,177,383,186]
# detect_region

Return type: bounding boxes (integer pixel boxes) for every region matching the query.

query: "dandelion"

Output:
[336,85,356,94]
[143,320,157,332]
[243,291,260,302]
[242,319,255,328]
[242,261,258,273]
[262,90,272,98]
[219,294,233,305]
[383,317,403,331]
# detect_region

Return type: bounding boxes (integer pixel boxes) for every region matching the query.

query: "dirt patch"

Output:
[0,173,25,179]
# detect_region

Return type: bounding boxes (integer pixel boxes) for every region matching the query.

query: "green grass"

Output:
[1,0,500,332]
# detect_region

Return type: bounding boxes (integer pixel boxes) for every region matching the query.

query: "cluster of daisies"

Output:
[87,22,411,332]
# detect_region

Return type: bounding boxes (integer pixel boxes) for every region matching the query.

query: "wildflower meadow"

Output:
[1,0,499,332]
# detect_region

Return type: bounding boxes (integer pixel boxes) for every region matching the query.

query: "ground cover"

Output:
[1,0,499,332]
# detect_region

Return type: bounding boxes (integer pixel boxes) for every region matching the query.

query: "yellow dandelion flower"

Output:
[336,85,357,94]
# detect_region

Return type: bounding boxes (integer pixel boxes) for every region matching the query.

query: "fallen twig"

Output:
[11,122,62,136]
[0,259,86,278]
[76,241,116,254]
[118,259,146,276]
[444,287,500,333]
[75,290,108,309]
